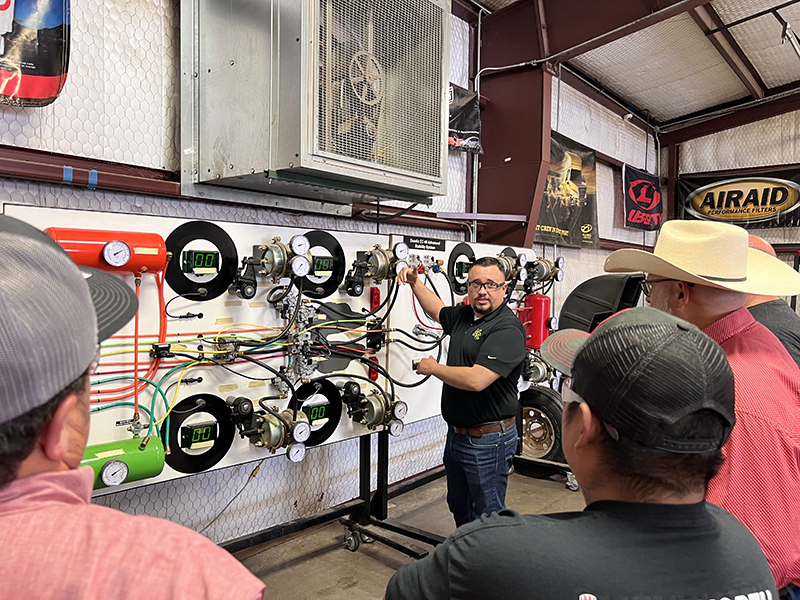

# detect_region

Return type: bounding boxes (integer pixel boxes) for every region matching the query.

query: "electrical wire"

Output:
[358,202,419,222]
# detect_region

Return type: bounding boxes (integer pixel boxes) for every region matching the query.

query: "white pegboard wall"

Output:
[0,0,179,170]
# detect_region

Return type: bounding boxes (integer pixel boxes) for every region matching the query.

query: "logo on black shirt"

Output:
[472,328,482,340]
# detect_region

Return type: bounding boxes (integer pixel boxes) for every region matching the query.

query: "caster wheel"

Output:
[343,529,361,552]
[565,471,580,492]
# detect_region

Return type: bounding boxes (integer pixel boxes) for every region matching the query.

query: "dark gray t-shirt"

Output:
[748,300,800,370]
[386,501,777,600]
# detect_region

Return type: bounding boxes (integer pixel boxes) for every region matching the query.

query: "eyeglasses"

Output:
[467,280,504,291]
[88,344,102,375]
[639,278,694,298]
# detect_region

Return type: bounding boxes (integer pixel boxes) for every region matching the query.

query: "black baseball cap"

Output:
[541,307,735,454]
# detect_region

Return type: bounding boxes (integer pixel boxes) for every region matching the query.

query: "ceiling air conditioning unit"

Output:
[192,0,450,204]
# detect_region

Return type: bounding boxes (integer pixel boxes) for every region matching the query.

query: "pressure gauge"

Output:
[102,240,131,268]
[555,256,565,269]
[554,269,564,282]
[392,401,408,420]
[100,459,129,487]
[393,242,409,261]
[290,255,311,277]
[287,442,307,463]
[388,419,404,437]
[290,235,311,257]
[518,267,528,281]
[293,420,311,444]
[517,253,528,267]
[548,316,559,330]
[394,260,409,275]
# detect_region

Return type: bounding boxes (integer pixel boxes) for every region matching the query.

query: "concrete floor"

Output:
[235,472,586,599]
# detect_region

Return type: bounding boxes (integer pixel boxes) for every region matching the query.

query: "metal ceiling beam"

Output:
[689,5,765,99]
[659,84,800,144]
[541,0,712,64]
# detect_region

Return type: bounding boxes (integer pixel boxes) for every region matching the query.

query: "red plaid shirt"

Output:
[705,307,800,589]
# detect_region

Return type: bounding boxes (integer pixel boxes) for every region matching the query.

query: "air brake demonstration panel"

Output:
[7,206,564,494]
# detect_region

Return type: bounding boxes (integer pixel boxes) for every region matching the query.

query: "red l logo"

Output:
[0,1,11,11]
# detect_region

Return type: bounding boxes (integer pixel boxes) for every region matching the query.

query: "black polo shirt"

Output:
[439,303,526,428]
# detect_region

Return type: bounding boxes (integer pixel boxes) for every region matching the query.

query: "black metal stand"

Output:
[340,430,446,559]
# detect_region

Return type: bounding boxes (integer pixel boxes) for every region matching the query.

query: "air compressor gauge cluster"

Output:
[339,381,407,436]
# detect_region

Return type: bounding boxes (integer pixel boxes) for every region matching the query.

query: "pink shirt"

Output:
[0,467,265,600]
[705,307,800,589]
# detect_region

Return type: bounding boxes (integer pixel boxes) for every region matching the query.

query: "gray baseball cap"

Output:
[0,215,138,424]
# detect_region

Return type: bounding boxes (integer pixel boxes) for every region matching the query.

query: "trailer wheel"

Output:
[513,386,566,479]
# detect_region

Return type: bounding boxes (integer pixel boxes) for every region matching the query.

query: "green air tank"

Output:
[81,436,165,490]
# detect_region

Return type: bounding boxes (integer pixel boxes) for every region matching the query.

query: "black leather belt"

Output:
[454,417,515,437]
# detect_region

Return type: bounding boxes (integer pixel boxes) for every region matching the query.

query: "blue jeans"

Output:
[443,420,518,527]
[782,584,800,600]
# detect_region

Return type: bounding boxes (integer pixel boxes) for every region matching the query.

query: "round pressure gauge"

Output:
[287,442,307,463]
[555,256,565,269]
[554,269,564,282]
[518,267,528,282]
[388,419,404,437]
[392,401,408,420]
[548,316,559,330]
[102,240,132,268]
[394,260,409,275]
[290,255,311,278]
[517,253,528,267]
[393,242,409,261]
[290,235,311,257]
[100,459,129,487]
[293,420,311,444]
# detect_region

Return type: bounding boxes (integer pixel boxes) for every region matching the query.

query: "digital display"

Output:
[182,250,220,274]
[312,256,334,276]
[180,422,218,449]
[456,262,473,278]
[302,404,328,423]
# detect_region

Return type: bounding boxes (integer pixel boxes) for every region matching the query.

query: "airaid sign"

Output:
[678,171,800,229]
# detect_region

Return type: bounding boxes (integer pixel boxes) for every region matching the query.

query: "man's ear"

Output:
[38,394,79,462]
[674,281,693,310]
[574,402,604,450]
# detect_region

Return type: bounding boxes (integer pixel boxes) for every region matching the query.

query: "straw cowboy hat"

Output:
[605,220,800,296]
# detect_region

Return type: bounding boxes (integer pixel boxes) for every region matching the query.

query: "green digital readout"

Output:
[180,422,218,449]
[181,250,220,274]
[455,261,473,278]
[312,256,334,276]
[302,404,328,423]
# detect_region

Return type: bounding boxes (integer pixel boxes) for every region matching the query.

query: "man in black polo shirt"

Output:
[386,308,777,600]
[397,257,526,526]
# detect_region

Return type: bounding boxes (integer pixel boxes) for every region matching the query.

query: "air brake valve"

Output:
[229,235,312,300]
[342,242,409,297]
[339,381,407,436]
[226,395,311,462]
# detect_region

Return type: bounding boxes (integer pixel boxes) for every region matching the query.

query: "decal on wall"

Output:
[623,164,663,231]
[678,170,800,228]
[535,132,599,248]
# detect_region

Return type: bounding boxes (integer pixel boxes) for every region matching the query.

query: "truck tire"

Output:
[513,386,566,479]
